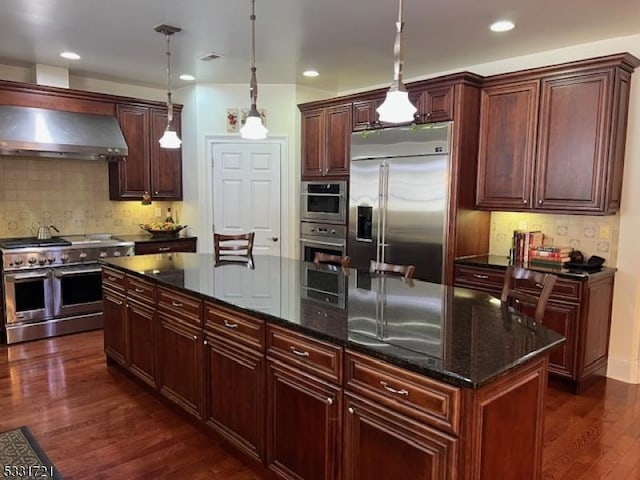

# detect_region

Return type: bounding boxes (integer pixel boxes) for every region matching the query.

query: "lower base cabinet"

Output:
[266,359,342,480]
[204,336,265,461]
[343,393,458,480]
[127,300,156,387]
[157,316,203,419]
[102,289,127,366]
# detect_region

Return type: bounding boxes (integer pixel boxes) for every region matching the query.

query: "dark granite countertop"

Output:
[456,254,616,280]
[101,254,564,390]
[115,234,198,244]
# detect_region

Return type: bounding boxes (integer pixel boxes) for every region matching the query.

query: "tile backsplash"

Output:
[0,157,175,238]
[489,211,619,266]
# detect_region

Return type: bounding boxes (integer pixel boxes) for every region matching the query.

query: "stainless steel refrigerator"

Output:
[348,123,452,283]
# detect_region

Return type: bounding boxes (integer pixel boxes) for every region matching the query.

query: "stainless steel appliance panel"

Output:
[53,265,103,318]
[300,181,347,224]
[3,268,54,323]
[348,124,451,283]
[300,222,346,262]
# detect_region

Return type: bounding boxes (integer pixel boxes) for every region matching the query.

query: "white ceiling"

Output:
[0,0,639,93]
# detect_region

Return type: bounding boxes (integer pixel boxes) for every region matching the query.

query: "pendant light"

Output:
[376,0,417,124]
[240,0,268,140]
[155,24,183,149]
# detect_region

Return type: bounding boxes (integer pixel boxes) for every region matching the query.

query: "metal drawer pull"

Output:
[171,301,184,307]
[107,276,117,281]
[113,299,123,306]
[223,320,239,329]
[158,247,171,252]
[134,288,144,293]
[289,346,310,357]
[472,274,489,279]
[535,283,544,289]
[379,381,409,396]
[326,397,333,406]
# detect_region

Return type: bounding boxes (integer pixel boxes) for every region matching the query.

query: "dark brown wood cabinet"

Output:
[134,237,197,255]
[352,95,386,131]
[110,104,183,201]
[476,54,639,214]
[126,299,156,387]
[454,262,616,392]
[156,287,204,419]
[410,83,455,123]
[102,288,127,366]
[344,393,457,480]
[300,103,351,179]
[204,302,266,461]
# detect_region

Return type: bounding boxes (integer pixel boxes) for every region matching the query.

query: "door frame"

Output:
[204,134,290,257]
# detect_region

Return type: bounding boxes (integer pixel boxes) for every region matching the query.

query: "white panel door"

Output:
[212,142,281,257]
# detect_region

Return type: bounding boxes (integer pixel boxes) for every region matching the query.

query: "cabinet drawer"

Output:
[102,268,126,292]
[126,276,155,304]
[344,350,461,435]
[266,324,343,384]
[204,301,265,351]
[134,238,197,255]
[454,265,505,294]
[516,276,581,303]
[157,286,202,326]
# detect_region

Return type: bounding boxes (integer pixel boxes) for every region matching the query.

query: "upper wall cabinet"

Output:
[476,54,640,214]
[300,103,351,179]
[409,83,455,124]
[110,104,183,201]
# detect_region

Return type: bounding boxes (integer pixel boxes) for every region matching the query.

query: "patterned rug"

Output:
[0,427,62,479]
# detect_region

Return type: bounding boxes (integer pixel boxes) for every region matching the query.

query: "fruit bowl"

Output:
[139,223,188,238]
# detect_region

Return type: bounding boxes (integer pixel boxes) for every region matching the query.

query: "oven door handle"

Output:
[53,268,102,278]
[300,192,343,197]
[299,239,345,248]
[5,271,51,281]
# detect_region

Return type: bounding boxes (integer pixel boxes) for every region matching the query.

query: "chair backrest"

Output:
[500,265,557,322]
[314,252,351,268]
[214,232,255,262]
[369,260,415,279]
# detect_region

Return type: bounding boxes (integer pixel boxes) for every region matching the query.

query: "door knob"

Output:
[272,237,279,242]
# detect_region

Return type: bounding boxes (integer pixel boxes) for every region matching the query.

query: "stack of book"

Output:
[528,246,573,267]
[510,230,544,264]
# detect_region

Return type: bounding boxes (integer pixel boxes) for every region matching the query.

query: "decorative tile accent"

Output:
[556,225,568,236]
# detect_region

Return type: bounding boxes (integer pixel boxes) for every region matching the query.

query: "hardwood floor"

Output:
[1,330,639,479]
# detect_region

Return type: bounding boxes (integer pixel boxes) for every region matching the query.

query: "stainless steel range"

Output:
[0,235,134,344]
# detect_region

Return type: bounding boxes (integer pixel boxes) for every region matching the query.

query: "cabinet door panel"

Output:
[519,301,577,378]
[150,108,183,200]
[266,359,341,480]
[157,316,203,419]
[344,393,457,480]
[414,85,454,123]
[205,337,265,461]
[476,81,539,209]
[103,290,127,366]
[301,108,325,178]
[325,104,351,177]
[127,300,156,387]
[112,105,151,199]
[535,72,610,211]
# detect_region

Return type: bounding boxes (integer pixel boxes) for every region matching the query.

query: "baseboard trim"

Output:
[606,355,640,384]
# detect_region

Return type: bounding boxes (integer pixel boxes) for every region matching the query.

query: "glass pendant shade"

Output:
[159,128,182,148]
[240,108,268,140]
[377,88,417,123]
[241,0,267,140]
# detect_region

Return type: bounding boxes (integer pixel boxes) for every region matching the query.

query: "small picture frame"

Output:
[226,108,240,132]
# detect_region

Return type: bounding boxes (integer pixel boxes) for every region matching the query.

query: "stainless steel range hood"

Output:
[0,105,128,160]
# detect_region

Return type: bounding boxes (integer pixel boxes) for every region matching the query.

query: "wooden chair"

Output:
[214,232,255,263]
[313,252,351,268]
[369,260,415,279]
[500,265,558,322]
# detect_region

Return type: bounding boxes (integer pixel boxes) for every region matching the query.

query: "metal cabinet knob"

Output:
[348,406,355,414]
[272,237,279,242]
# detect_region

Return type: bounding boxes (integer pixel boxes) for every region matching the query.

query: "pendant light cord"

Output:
[248,0,259,114]
[391,0,406,91]
[165,33,174,126]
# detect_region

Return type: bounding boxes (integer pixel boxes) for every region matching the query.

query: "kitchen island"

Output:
[101,253,563,480]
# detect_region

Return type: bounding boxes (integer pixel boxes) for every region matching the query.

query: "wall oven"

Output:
[4,268,54,324]
[301,181,347,224]
[53,265,103,318]
[300,222,346,262]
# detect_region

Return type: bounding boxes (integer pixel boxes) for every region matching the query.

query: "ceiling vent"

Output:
[200,52,223,62]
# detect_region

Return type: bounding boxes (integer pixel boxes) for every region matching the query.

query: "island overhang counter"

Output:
[101,253,564,480]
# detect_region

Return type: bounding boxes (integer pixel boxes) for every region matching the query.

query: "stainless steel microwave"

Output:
[300,181,347,224]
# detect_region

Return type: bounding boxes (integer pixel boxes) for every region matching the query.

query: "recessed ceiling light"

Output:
[490,20,515,32]
[179,74,195,81]
[60,51,81,60]
[303,70,319,78]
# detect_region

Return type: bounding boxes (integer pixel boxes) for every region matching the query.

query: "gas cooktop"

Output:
[0,237,72,249]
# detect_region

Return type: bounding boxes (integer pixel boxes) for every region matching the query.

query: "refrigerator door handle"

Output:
[376,163,385,264]
[380,163,390,263]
